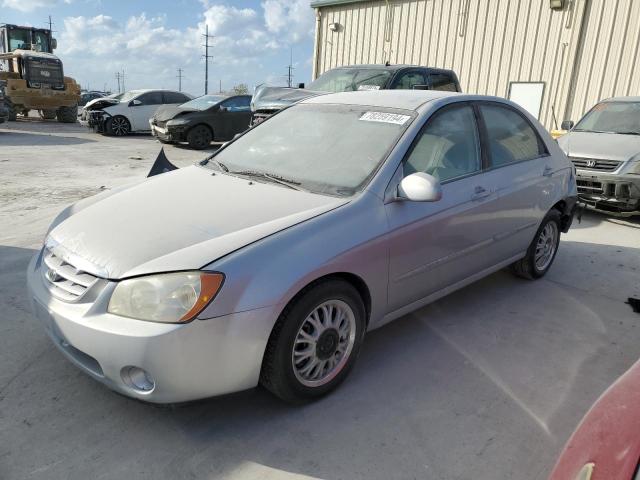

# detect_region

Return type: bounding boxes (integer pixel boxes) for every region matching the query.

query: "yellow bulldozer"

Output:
[0,23,80,122]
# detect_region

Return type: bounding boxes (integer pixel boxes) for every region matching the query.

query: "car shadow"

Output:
[572,210,640,229]
[0,130,96,146]
[1,241,639,480]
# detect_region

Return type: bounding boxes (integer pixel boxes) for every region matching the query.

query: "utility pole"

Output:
[47,15,53,32]
[202,25,214,95]
[177,68,184,92]
[115,72,121,93]
[121,69,125,92]
[219,79,222,93]
[286,47,294,88]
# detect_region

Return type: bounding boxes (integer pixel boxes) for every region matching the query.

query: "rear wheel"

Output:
[39,109,56,120]
[56,105,78,123]
[105,115,131,136]
[511,210,561,279]
[186,125,213,149]
[260,279,366,403]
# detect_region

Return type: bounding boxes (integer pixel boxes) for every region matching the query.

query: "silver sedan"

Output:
[27,90,578,403]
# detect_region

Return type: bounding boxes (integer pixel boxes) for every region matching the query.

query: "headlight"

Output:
[108,272,224,323]
[166,118,189,126]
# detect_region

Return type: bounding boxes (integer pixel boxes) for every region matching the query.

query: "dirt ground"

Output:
[1,118,640,480]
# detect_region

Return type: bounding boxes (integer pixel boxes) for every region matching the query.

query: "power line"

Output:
[202,25,214,95]
[177,68,184,92]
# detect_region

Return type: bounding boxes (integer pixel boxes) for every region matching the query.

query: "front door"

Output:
[217,96,252,140]
[384,103,503,313]
[129,91,163,131]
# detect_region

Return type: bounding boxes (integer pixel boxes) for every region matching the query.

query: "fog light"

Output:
[121,366,155,393]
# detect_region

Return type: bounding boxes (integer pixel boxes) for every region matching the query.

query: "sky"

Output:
[1,0,316,96]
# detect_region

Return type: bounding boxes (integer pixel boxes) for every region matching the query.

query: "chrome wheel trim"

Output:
[535,221,558,271]
[112,117,130,136]
[292,299,357,388]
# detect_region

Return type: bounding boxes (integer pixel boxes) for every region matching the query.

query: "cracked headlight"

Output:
[108,272,224,323]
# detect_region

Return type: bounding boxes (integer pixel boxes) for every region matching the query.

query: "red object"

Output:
[548,358,640,480]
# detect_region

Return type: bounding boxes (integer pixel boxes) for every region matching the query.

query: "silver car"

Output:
[558,97,640,217]
[27,90,577,404]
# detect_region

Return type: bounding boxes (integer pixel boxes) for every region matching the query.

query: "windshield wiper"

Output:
[206,158,229,172]
[616,131,640,136]
[229,170,303,191]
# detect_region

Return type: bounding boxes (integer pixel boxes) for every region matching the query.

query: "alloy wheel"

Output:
[534,221,558,271]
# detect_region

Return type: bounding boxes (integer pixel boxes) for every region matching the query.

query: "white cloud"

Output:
[52,2,315,95]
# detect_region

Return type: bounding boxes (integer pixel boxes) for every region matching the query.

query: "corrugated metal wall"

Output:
[312,0,640,129]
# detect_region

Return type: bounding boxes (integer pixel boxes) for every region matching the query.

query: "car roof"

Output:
[602,96,640,103]
[332,64,456,74]
[300,89,460,111]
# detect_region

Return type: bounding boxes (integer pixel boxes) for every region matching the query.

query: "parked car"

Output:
[27,90,577,404]
[0,82,8,124]
[558,97,640,217]
[78,91,106,107]
[150,94,252,149]
[83,89,193,136]
[548,357,640,480]
[251,63,461,125]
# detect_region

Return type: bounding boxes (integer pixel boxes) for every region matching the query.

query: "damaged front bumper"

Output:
[82,109,111,133]
[149,119,186,143]
[575,170,640,217]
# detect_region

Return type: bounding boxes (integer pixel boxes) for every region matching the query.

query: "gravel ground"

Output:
[1,118,640,480]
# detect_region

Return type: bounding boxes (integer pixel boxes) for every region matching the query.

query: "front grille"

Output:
[42,249,98,301]
[577,180,603,194]
[569,157,621,172]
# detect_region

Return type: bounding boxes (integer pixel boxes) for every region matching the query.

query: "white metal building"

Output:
[310,0,640,129]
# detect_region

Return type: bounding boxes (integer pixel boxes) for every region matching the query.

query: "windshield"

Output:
[204,103,413,196]
[574,101,640,135]
[307,68,392,93]
[7,28,31,51]
[179,95,226,110]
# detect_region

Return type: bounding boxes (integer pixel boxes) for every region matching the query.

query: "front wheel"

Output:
[260,279,366,403]
[186,125,213,149]
[56,105,78,123]
[105,115,131,136]
[511,210,561,279]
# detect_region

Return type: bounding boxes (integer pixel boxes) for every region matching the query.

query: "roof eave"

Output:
[310,0,368,8]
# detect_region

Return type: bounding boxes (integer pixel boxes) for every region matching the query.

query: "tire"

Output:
[186,125,213,149]
[105,115,131,136]
[260,279,366,403]
[56,105,78,123]
[3,97,17,121]
[511,210,562,280]
[157,137,174,144]
[39,109,56,120]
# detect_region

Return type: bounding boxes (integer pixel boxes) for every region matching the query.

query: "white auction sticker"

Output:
[359,111,411,125]
[357,85,381,91]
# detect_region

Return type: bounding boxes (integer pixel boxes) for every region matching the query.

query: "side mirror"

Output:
[129,99,142,107]
[298,82,305,89]
[51,38,58,50]
[561,120,574,131]
[397,172,442,202]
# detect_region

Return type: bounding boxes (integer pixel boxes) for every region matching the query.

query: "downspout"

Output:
[312,8,322,80]
[562,0,591,122]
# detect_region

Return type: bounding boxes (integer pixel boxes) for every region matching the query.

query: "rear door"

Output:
[428,72,460,92]
[389,69,429,90]
[474,101,552,258]
[384,103,504,312]
[129,91,163,131]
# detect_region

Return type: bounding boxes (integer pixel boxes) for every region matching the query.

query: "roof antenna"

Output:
[385,60,391,66]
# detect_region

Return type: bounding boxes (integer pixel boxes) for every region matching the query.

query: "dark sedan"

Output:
[150,94,252,149]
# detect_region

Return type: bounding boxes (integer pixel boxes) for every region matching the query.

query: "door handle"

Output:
[471,186,491,201]
[543,166,554,177]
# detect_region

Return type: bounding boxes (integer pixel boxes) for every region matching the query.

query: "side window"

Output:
[479,104,546,167]
[221,96,251,112]
[136,92,163,105]
[429,74,458,92]
[393,71,428,90]
[404,105,481,182]
[163,92,188,104]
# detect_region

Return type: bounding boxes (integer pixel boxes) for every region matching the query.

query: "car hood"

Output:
[251,85,324,112]
[47,166,349,279]
[558,131,640,161]
[84,97,120,110]
[153,105,199,122]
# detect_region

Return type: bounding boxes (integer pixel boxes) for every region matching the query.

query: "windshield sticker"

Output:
[357,85,381,91]
[359,111,411,125]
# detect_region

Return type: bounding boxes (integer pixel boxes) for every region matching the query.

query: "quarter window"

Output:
[404,105,481,182]
[480,104,545,167]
